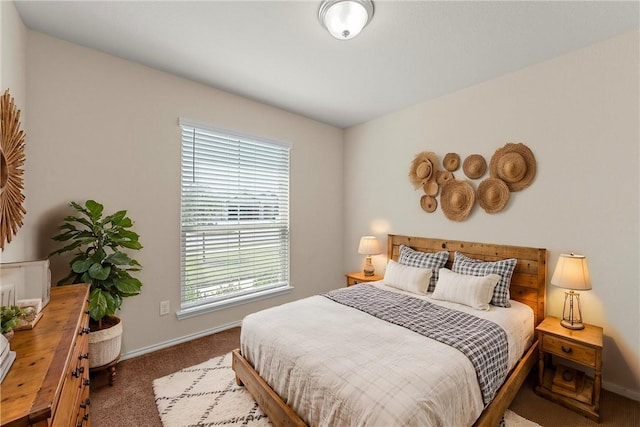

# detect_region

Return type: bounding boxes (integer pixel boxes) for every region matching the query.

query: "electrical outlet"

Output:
[160,300,170,316]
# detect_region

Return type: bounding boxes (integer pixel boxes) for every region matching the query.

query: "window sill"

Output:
[176,285,293,320]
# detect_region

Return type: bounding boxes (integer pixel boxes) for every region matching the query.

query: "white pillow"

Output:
[432,268,501,310]
[383,260,433,295]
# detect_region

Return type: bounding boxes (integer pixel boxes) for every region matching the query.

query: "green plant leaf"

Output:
[92,248,107,263]
[81,271,92,283]
[89,288,109,321]
[51,230,79,242]
[88,263,111,280]
[118,240,143,250]
[85,200,104,220]
[110,293,122,314]
[68,216,94,230]
[115,277,142,295]
[114,229,139,240]
[70,201,88,215]
[104,251,131,266]
[118,217,133,228]
[104,210,127,226]
[72,257,93,273]
[57,222,77,231]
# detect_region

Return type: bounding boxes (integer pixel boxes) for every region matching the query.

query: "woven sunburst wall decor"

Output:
[0,89,26,250]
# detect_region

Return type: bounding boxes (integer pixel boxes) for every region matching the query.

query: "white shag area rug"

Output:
[153,352,541,427]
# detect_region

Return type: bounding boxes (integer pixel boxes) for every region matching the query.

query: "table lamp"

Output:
[551,253,591,330]
[358,236,381,276]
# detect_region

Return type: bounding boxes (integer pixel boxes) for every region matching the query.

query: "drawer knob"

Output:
[83,413,90,421]
[72,369,80,378]
[79,352,89,360]
[80,398,91,409]
[561,345,573,354]
[83,378,91,386]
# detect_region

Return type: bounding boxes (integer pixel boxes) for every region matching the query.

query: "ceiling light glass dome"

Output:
[318,0,374,40]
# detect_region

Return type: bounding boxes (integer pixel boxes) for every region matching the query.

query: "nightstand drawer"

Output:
[542,334,597,367]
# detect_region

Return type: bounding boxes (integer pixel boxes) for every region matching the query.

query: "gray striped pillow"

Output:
[452,252,517,308]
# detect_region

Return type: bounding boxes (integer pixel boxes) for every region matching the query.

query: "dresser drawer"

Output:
[542,334,597,367]
[52,301,90,427]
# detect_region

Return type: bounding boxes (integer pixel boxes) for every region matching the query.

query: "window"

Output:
[178,119,292,319]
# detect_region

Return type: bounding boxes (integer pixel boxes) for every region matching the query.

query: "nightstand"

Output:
[345,271,383,286]
[535,316,603,422]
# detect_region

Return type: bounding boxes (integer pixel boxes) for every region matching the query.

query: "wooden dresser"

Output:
[1,284,91,427]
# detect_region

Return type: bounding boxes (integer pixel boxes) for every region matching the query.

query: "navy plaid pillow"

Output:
[452,252,516,308]
[398,245,449,292]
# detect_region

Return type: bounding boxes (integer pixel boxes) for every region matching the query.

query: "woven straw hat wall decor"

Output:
[440,179,475,221]
[462,154,487,179]
[408,142,536,221]
[443,153,460,171]
[489,143,536,191]
[0,90,26,250]
[477,178,510,213]
[409,151,439,189]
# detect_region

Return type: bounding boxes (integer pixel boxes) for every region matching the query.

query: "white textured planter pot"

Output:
[88,316,123,368]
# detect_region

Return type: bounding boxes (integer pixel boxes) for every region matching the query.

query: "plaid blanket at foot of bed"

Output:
[324,284,508,405]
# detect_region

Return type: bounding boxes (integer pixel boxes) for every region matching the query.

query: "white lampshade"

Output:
[551,253,592,291]
[318,0,374,40]
[358,236,381,255]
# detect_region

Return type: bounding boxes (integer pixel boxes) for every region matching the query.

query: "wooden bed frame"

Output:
[232,235,547,427]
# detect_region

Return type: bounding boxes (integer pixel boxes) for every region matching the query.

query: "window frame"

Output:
[176,118,293,320]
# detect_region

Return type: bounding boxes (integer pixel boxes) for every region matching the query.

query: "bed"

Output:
[232,235,547,427]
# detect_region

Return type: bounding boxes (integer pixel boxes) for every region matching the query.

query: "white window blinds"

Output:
[180,119,291,312]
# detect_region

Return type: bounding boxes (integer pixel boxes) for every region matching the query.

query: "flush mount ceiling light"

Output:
[318,0,374,40]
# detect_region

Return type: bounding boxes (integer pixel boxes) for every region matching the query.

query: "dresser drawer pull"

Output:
[83,378,91,386]
[79,327,91,335]
[79,352,89,360]
[83,413,90,421]
[561,345,573,354]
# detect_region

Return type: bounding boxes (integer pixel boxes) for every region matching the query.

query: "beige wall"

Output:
[0,0,27,262]
[344,30,640,399]
[24,31,344,356]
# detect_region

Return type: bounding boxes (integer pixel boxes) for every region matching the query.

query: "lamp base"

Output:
[363,255,374,276]
[560,319,585,330]
[561,290,585,330]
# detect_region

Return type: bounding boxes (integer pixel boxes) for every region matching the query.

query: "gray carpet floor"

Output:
[91,327,639,426]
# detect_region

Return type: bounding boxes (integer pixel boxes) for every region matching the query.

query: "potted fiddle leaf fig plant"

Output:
[49,200,142,368]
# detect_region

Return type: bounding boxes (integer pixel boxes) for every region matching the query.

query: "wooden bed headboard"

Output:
[387,234,547,326]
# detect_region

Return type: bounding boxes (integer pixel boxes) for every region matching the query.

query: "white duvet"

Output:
[240,282,533,427]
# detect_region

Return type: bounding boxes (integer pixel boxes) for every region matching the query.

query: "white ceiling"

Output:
[14,1,640,129]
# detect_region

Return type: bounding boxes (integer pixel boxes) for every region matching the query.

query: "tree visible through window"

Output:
[179,119,291,314]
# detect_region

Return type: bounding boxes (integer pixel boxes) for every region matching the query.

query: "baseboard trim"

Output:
[120,320,242,361]
[603,380,640,402]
